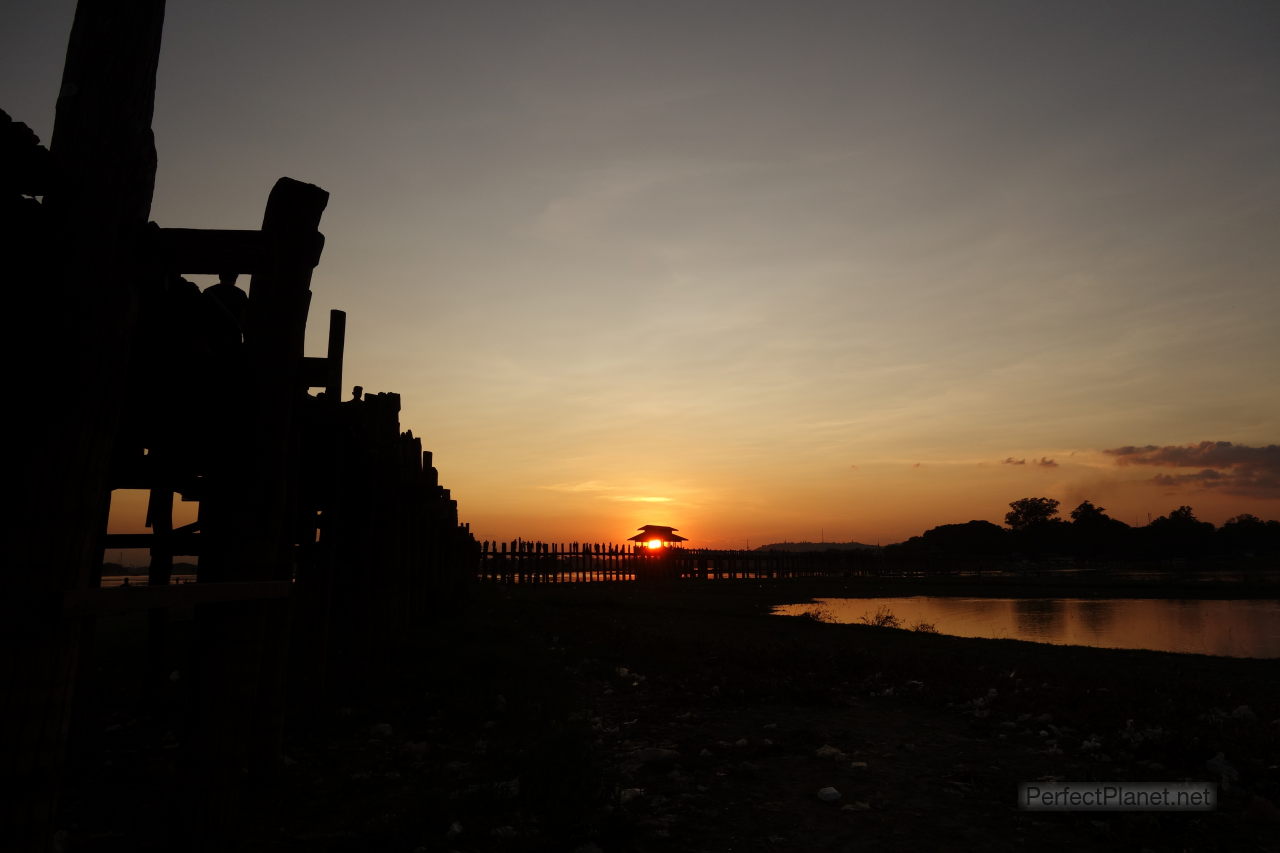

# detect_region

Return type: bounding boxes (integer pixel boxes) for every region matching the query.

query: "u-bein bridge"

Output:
[477,541,883,583]
[3,2,476,849]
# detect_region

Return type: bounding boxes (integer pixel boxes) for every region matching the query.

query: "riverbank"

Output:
[63,577,1280,851]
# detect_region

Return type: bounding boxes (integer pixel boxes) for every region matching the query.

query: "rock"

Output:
[817,786,841,803]
[815,744,846,760]
[370,722,393,738]
[841,801,871,811]
[735,738,749,747]
[850,761,868,769]
[620,787,645,804]
[445,821,463,839]
[633,747,681,767]
[1231,705,1257,722]
[699,748,713,758]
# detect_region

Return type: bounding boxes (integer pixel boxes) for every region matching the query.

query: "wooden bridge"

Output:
[3,3,476,849]
[477,541,883,583]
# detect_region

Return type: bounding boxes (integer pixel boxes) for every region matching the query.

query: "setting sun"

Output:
[646,539,663,550]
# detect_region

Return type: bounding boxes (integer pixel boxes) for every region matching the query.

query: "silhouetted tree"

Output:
[1066,500,1132,557]
[1004,497,1070,556]
[1069,500,1106,524]
[1218,513,1280,558]
[1005,497,1060,530]
[1144,505,1216,559]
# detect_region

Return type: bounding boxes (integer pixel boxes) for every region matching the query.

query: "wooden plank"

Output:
[146,487,173,683]
[324,309,345,400]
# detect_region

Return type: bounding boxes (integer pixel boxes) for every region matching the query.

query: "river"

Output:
[773,596,1280,658]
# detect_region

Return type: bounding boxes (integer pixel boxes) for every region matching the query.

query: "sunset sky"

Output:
[6,1,1279,548]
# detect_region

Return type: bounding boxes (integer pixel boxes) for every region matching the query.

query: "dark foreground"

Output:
[66,577,1280,851]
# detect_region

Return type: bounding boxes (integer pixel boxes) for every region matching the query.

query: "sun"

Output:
[646,539,663,550]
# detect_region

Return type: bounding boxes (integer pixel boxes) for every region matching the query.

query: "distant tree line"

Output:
[755,541,880,553]
[884,497,1280,563]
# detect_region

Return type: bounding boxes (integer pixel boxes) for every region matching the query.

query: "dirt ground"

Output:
[64,577,1280,852]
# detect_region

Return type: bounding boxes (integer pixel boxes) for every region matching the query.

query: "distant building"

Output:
[628,525,687,549]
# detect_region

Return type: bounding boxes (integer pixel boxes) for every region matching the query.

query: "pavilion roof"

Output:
[628,525,687,542]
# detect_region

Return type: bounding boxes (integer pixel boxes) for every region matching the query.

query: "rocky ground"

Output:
[65,577,1280,851]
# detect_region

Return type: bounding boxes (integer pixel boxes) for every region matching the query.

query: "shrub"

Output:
[858,605,901,628]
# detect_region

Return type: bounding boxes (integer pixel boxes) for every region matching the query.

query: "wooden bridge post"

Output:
[4,2,165,849]
[289,308,346,710]
[187,177,327,846]
[145,486,174,685]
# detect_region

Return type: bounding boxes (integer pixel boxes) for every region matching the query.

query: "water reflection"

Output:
[774,597,1280,658]
[1013,599,1065,637]
[1075,599,1116,637]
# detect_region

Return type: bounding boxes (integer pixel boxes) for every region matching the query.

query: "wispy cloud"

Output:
[1036,457,1058,468]
[1002,457,1026,465]
[1104,441,1280,498]
[541,482,673,504]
